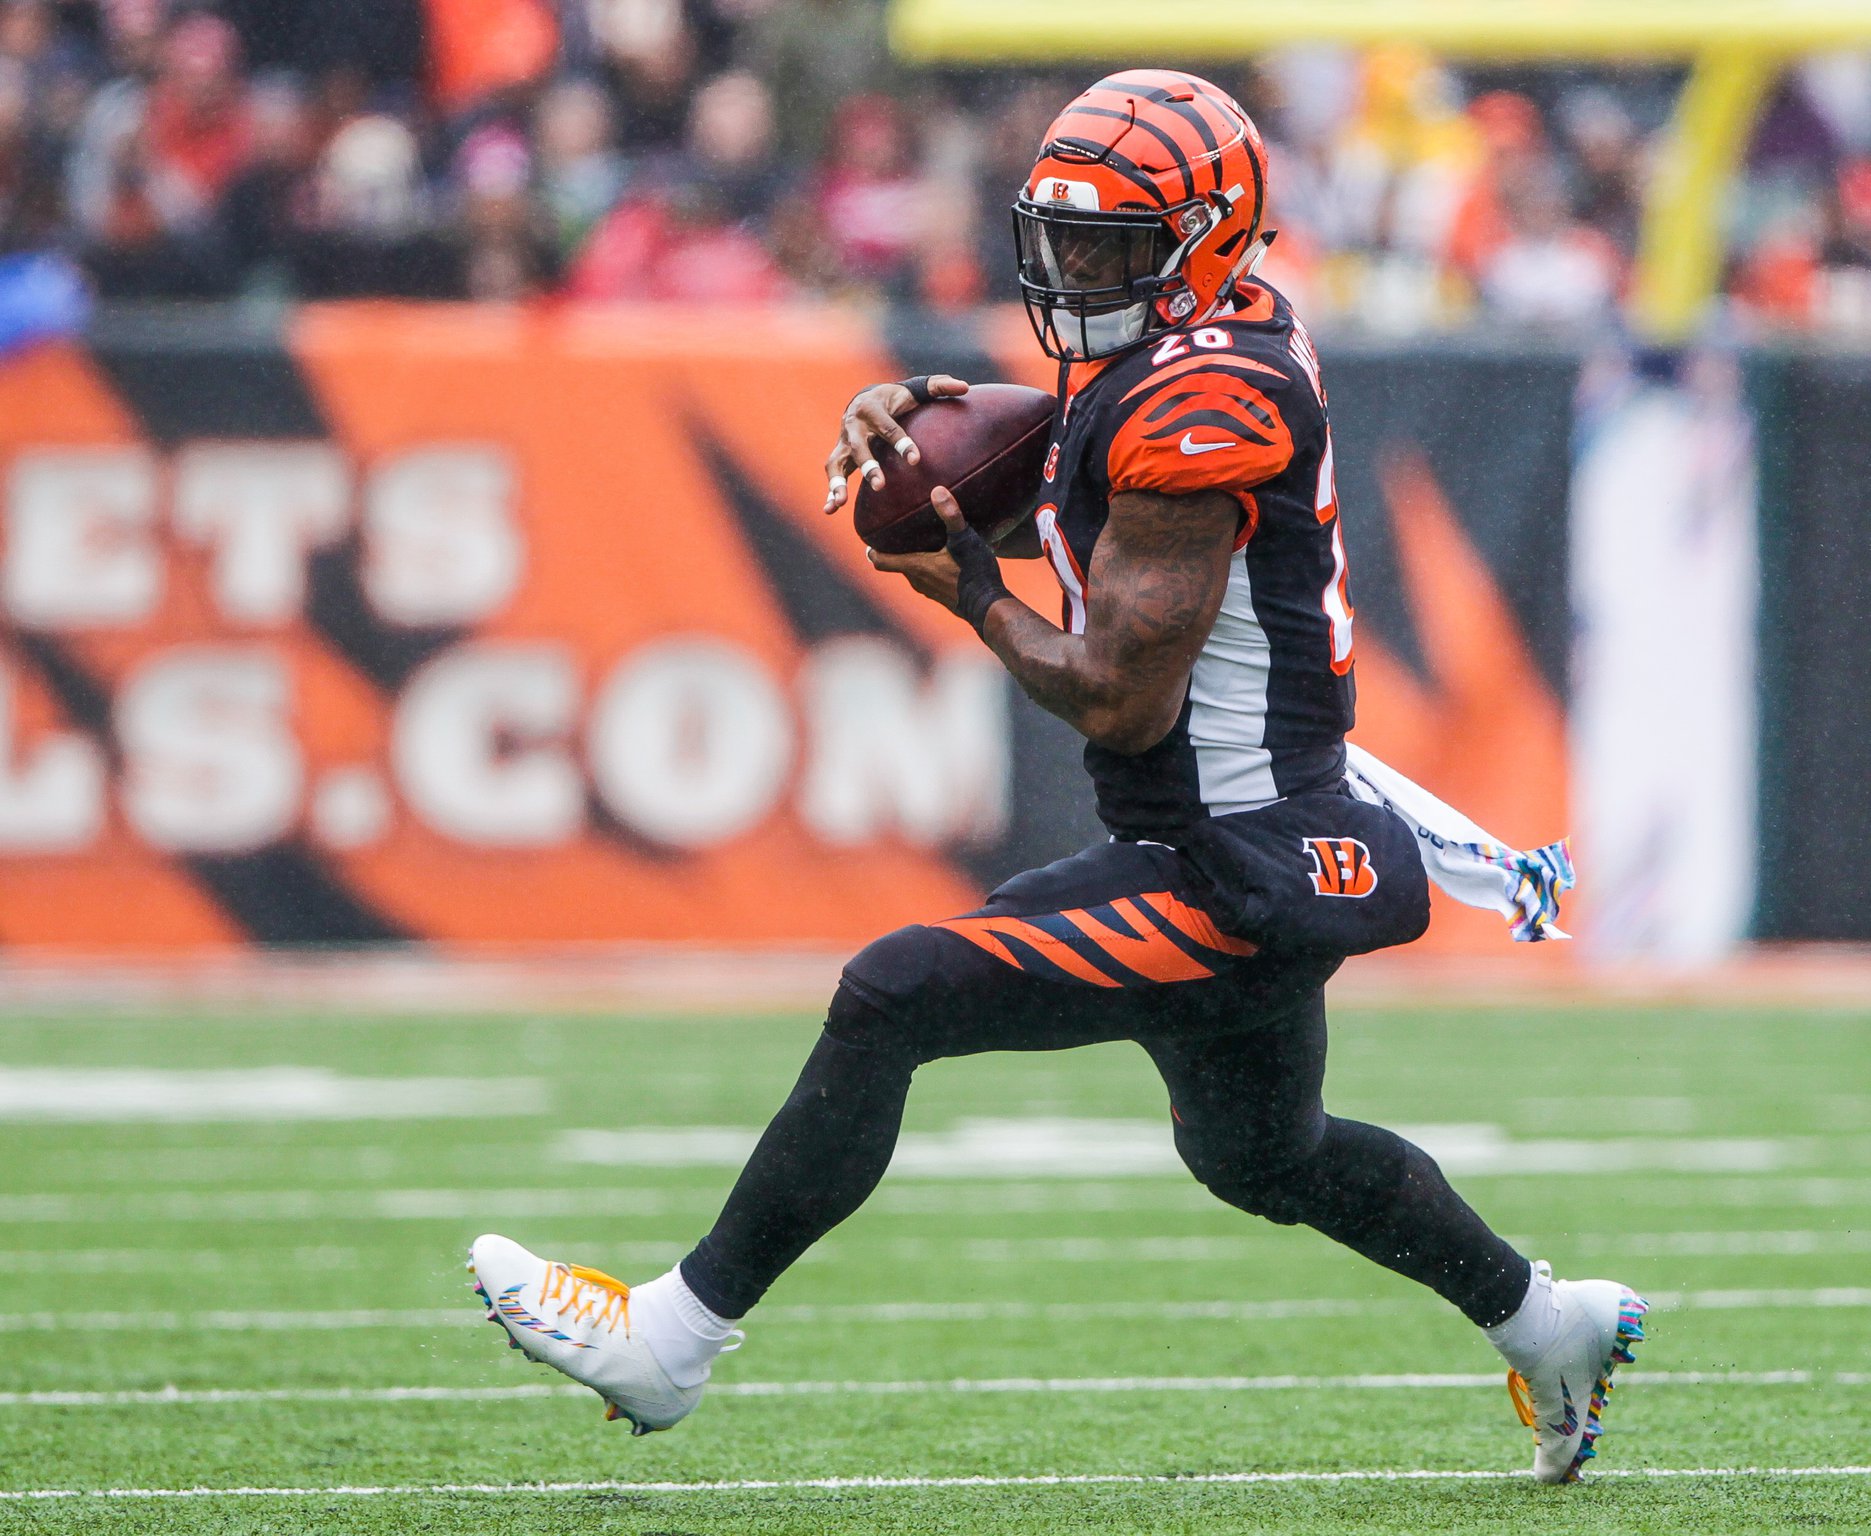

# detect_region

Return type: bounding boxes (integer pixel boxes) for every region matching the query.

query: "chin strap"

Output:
[1189,229,1279,328]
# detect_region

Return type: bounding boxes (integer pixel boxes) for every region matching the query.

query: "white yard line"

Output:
[763,1297,1392,1323]
[1556,1177,1871,1208]
[0,1369,1859,1410]
[7,1175,1871,1224]
[5,1286,1871,1335]
[0,1246,362,1274]
[1663,1286,1871,1310]
[1567,1229,1871,1256]
[0,1294,1377,1332]
[873,1230,1871,1263]
[0,1068,546,1123]
[3,1466,1870,1500]
[9,1227,1870,1274]
[0,1185,1223,1223]
[0,1188,684,1223]
[0,1307,473,1333]
[555,1121,1817,1178]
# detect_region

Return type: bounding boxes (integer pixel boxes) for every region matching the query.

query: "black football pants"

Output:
[680,837,1530,1328]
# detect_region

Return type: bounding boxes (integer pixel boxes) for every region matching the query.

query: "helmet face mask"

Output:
[1012,69,1271,362]
[1012,200,1190,361]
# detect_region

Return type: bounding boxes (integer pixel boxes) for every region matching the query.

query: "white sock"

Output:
[1482,1259,1555,1372]
[628,1267,742,1390]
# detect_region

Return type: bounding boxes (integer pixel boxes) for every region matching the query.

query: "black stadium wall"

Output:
[1751,350,1871,942]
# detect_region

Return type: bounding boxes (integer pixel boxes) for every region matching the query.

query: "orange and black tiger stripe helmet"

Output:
[1013,69,1274,360]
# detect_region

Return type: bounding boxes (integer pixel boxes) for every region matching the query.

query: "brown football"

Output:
[851,383,1056,555]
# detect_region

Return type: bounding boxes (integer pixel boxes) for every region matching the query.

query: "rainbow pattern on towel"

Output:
[1469,836,1575,942]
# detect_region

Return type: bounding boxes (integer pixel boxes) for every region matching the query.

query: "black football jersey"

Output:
[1032,281,1357,842]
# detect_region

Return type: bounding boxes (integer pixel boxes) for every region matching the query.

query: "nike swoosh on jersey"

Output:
[1179,433,1236,455]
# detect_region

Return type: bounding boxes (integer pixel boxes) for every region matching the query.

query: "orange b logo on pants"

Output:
[1304,837,1378,898]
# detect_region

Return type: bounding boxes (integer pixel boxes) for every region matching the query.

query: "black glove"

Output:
[946,518,1011,637]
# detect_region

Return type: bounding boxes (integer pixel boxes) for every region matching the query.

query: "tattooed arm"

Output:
[985,488,1238,753]
[870,486,1239,755]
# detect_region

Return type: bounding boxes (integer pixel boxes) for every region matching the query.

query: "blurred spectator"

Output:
[1,1,64,87]
[565,58,787,301]
[0,51,64,253]
[682,68,783,222]
[1288,49,1475,329]
[452,121,557,298]
[315,113,424,237]
[740,0,889,163]
[143,15,252,220]
[217,74,314,287]
[0,0,1851,331]
[96,0,163,77]
[813,93,922,291]
[902,81,983,309]
[69,10,251,296]
[1477,162,1620,327]
[534,75,626,259]
[1822,159,1871,271]
[1750,73,1845,182]
[592,0,699,151]
[291,112,455,298]
[1799,54,1871,159]
[1733,158,1871,334]
[1446,90,1548,284]
[566,179,787,301]
[1817,160,1871,332]
[1562,88,1644,259]
[1321,47,1476,263]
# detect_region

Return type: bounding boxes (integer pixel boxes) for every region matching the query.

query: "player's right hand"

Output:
[823,375,970,513]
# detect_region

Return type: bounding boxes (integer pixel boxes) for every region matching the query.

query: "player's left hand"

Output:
[824,375,970,513]
[866,485,971,614]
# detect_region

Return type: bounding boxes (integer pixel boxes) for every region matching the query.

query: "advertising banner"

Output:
[0,306,1572,953]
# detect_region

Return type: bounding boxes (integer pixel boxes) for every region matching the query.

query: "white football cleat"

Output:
[1501,1261,1649,1483]
[467,1233,700,1435]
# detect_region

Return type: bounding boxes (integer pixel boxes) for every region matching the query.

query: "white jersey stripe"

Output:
[1187,548,1277,812]
[1035,507,1087,634]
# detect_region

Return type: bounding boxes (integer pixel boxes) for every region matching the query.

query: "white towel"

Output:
[1343,743,1574,943]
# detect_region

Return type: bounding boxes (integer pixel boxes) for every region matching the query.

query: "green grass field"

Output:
[3,995,1869,1534]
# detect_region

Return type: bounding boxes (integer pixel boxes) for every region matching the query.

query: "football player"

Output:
[470,70,1644,1484]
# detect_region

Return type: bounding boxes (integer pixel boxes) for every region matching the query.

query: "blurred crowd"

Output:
[0,0,1867,332]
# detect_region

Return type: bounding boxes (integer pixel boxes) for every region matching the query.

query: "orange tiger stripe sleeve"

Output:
[1106,367,1295,500]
